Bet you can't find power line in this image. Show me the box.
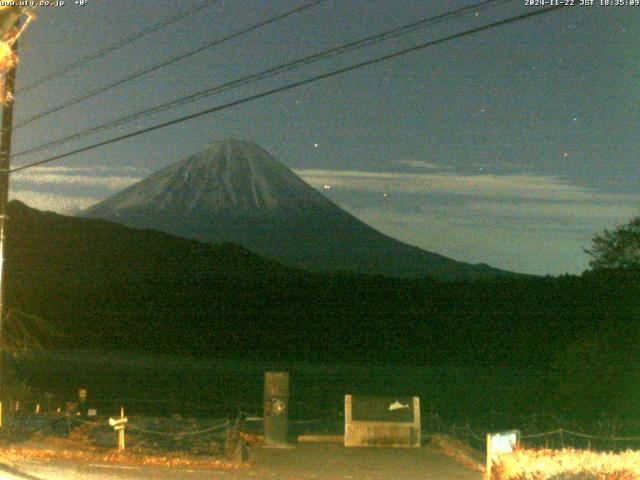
[10,5,566,175]
[13,0,511,159]
[16,0,217,95]
[14,0,330,129]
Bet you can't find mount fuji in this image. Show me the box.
[81,139,517,279]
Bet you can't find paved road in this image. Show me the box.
[235,444,482,480]
[1,460,229,480]
[5,444,482,480]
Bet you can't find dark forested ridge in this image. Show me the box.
[6,201,639,370]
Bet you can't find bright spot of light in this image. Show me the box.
[0,8,35,102]
[323,185,331,190]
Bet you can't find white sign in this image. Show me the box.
[388,401,409,411]
[109,417,128,427]
[486,430,520,480]
[489,430,520,457]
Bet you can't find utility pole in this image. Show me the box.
[0,33,17,426]
[0,7,34,426]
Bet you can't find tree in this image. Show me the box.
[584,215,640,270]
[3,308,61,355]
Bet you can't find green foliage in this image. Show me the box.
[551,335,629,418]
[585,216,640,270]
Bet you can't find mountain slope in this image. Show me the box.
[82,138,520,280]
[5,200,302,356]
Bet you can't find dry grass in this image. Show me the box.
[0,432,248,472]
[493,448,640,480]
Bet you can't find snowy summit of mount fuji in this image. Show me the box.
[85,139,331,216]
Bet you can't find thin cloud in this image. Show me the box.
[470,200,638,223]
[10,190,98,214]
[8,166,145,214]
[12,166,143,190]
[295,168,640,204]
[13,165,148,174]
[394,160,444,170]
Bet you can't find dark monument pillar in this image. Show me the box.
[263,371,289,446]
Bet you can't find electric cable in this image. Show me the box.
[16,0,218,94]
[14,0,330,129]
[9,5,567,175]
[13,0,511,158]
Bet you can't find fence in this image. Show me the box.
[8,388,640,454]
[0,395,344,454]
[3,412,232,454]
[436,411,640,453]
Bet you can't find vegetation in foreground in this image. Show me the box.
[0,419,247,471]
[493,448,639,480]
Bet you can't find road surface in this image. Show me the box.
[4,444,482,480]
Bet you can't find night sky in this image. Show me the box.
[8,0,639,275]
